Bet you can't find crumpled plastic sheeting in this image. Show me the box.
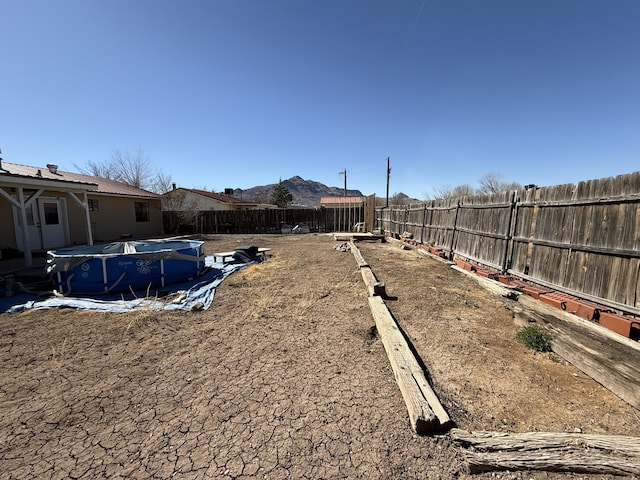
[4,257,250,313]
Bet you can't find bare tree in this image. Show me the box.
[109,148,151,189]
[428,184,475,200]
[452,184,476,198]
[78,158,113,179]
[161,189,201,234]
[426,173,522,201]
[502,181,523,191]
[75,148,173,194]
[426,185,453,200]
[152,170,175,194]
[478,173,522,195]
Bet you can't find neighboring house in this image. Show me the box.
[0,160,163,266]
[162,187,264,211]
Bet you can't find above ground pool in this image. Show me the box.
[47,239,205,295]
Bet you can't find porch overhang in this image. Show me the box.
[0,176,98,267]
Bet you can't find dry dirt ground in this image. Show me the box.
[1,234,639,480]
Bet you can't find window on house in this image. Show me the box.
[42,202,60,225]
[88,199,99,212]
[135,202,150,222]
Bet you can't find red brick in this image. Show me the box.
[454,259,473,271]
[598,312,633,338]
[475,268,492,278]
[573,300,601,321]
[520,285,552,299]
[539,292,580,312]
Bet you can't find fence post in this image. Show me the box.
[501,190,517,273]
[384,208,389,234]
[391,207,394,235]
[421,204,427,244]
[403,206,409,234]
[449,200,461,260]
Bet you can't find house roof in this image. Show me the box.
[320,196,365,205]
[0,161,159,198]
[168,188,259,206]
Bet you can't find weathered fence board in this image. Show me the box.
[453,192,513,270]
[423,198,457,252]
[405,205,424,241]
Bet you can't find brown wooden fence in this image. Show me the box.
[163,205,365,235]
[377,172,640,315]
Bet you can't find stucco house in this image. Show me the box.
[162,187,265,211]
[0,160,163,266]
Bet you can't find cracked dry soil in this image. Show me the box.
[1,234,639,480]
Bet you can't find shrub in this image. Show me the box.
[516,325,552,352]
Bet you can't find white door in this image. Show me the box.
[12,197,69,252]
[38,198,68,249]
[12,201,43,251]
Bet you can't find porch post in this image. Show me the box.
[16,187,33,267]
[82,191,94,245]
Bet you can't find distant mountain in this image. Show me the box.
[373,192,422,206]
[394,192,422,204]
[233,176,364,207]
[232,176,421,207]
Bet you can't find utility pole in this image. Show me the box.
[386,157,391,208]
[339,169,347,196]
[339,169,348,232]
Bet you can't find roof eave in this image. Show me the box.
[0,174,98,191]
[89,191,160,200]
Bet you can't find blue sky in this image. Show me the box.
[2,0,639,200]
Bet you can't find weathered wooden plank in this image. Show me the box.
[368,296,452,433]
[451,429,640,453]
[451,429,640,475]
[360,267,385,297]
[516,294,640,410]
[349,241,386,297]
[350,239,451,433]
[348,240,369,267]
[461,450,640,476]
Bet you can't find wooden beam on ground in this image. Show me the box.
[450,429,640,475]
[348,240,451,433]
[349,241,386,297]
[516,295,640,410]
[368,295,452,434]
[349,240,369,267]
[451,264,640,410]
[360,268,386,297]
[334,233,385,242]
